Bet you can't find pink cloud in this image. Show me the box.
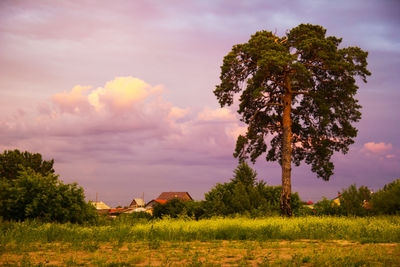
[0,76,241,166]
[363,142,393,154]
[52,85,92,114]
[197,107,236,122]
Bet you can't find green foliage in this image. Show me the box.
[214,24,370,180]
[0,167,97,223]
[152,198,204,219]
[313,197,341,216]
[204,162,300,216]
[340,184,371,216]
[371,179,400,215]
[0,150,96,223]
[153,198,187,219]
[0,149,54,181]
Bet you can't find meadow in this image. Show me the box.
[1,216,400,266]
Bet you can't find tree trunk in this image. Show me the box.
[280,85,293,217]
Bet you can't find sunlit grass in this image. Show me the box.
[1,216,399,245]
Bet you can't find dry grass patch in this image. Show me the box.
[1,240,399,266]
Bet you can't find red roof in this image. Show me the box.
[154,199,167,204]
[109,208,126,213]
[307,201,314,204]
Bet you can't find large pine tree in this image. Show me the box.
[214,24,370,216]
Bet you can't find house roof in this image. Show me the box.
[129,198,145,207]
[109,208,127,213]
[145,199,167,208]
[157,192,193,201]
[91,201,111,210]
[152,199,167,205]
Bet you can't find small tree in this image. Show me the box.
[214,24,370,216]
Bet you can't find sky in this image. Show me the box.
[0,0,399,207]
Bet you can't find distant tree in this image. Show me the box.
[0,150,54,180]
[371,179,400,215]
[214,24,370,216]
[204,162,300,217]
[339,184,371,216]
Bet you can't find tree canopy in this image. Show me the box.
[0,149,54,180]
[214,24,370,216]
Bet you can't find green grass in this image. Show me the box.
[1,216,400,245]
[1,216,400,266]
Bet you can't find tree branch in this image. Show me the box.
[303,62,327,71]
[265,103,284,107]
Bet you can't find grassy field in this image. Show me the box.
[1,216,400,266]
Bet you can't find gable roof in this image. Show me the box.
[157,192,193,201]
[129,198,145,208]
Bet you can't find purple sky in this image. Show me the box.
[1,0,399,207]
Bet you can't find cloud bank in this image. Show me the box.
[1,76,244,167]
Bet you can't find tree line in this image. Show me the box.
[152,165,400,219]
[0,149,399,223]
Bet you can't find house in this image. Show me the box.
[144,199,167,215]
[129,198,145,209]
[91,201,111,210]
[144,192,193,215]
[331,192,341,206]
[156,192,193,201]
[304,201,314,209]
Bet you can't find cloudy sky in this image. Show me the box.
[1,0,399,207]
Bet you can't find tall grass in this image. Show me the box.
[1,216,399,246]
